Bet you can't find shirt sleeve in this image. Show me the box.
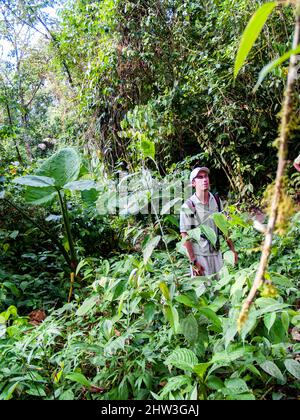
[295,154,300,165]
[179,204,194,233]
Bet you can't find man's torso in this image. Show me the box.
[180,192,222,256]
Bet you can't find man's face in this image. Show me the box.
[192,171,210,191]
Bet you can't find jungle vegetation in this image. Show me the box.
[0,0,300,400]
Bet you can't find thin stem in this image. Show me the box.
[57,189,77,270]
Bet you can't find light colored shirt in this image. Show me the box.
[180,192,223,256]
[294,154,300,165]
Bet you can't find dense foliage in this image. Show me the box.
[0,0,300,400]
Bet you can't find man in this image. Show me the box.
[293,154,300,172]
[180,167,238,277]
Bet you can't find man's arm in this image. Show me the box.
[226,238,238,264]
[294,162,300,172]
[181,232,205,275]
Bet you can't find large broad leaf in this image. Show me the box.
[63,180,96,191]
[165,348,198,372]
[13,175,55,187]
[213,213,229,237]
[14,175,57,205]
[81,188,99,206]
[234,2,278,79]
[24,148,81,205]
[201,225,217,247]
[36,148,81,188]
[24,187,57,205]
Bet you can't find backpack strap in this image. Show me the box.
[185,199,197,229]
[212,193,224,240]
[213,193,221,213]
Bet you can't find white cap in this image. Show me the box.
[189,167,210,185]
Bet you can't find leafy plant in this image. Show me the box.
[13,148,95,271]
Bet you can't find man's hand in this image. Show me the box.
[226,239,238,265]
[192,261,205,276]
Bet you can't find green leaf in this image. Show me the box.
[213,213,228,237]
[75,259,89,276]
[211,344,254,364]
[181,314,198,344]
[281,311,290,333]
[59,390,75,400]
[102,319,114,341]
[264,312,276,333]
[24,148,81,205]
[0,382,20,400]
[206,376,224,390]
[159,282,171,301]
[194,362,211,380]
[224,250,235,266]
[230,272,247,296]
[234,2,278,79]
[175,294,197,308]
[240,311,258,340]
[260,361,285,382]
[200,225,217,247]
[224,378,249,394]
[63,180,96,191]
[164,305,180,333]
[36,148,81,188]
[165,348,198,372]
[13,175,56,187]
[284,359,300,380]
[24,187,57,205]
[26,387,47,397]
[76,295,98,316]
[144,302,156,322]
[81,188,99,206]
[187,227,203,242]
[255,302,289,317]
[143,235,161,264]
[198,307,222,331]
[104,334,131,355]
[164,214,179,228]
[66,372,91,387]
[254,45,300,91]
[141,138,155,159]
